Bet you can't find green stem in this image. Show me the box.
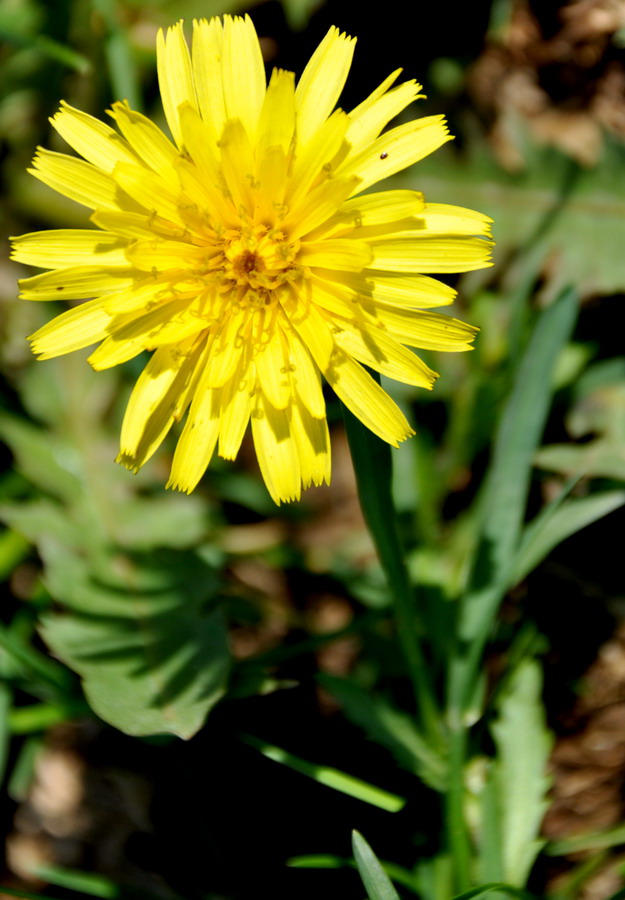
[446,725,472,893]
[343,402,441,746]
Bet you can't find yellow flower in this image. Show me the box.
[12,16,492,503]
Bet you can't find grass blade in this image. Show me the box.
[512,489,625,584]
[449,286,578,717]
[352,830,401,900]
[241,734,405,812]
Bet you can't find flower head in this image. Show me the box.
[12,16,492,503]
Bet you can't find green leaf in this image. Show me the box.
[450,884,537,900]
[241,734,405,812]
[352,830,401,900]
[534,441,625,481]
[0,682,11,782]
[512,490,625,583]
[490,660,552,886]
[0,412,83,503]
[343,398,440,743]
[26,864,118,899]
[39,545,230,738]
[318,673,447,791]
[450,287,578,716]
[287,855,348,869]
[546,821,625,855]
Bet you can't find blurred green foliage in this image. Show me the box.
[2,1,625,899]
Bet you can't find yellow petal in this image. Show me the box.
[255,318,291,410]
[287,109,350,207]
[324,351,413,446]
[91,210,189,241]
[177,104,238,226]
[254,145,288,225]
[347,68,402,120]
[29,149,135,212]
[222,15,266,140]
[283,176,360,242]
[11,230,128,268]
[28,297,112,359]
[421,203,493,237]
[103,279,183,314]
[299,239,372,271]
[313,269,457,309]
[368,234,494,273]
[295,26,356,147]
[280,320,326,419]
[167,383,221,493]
[366,272,456,308]
[108,101,179,174]
[256,68,296,160]
[118,338,199,468]
[291,400,331,489]
[338,116,451,195]
[218,356,255,459]
[333,320,438,388]
[125,238,208,271]
[192,17,226,139]
[280,286,335,371]
[374,305,478,351]
[88,297,204,370]
[19,266,136,301]
[346,79,423,153]
[218,118,256,216]
[112,161,185,226]
[50,101,138,173]
[203,308,249,388]
[251,396,301,504]
[156,22,198,147]
[307,189,425,240]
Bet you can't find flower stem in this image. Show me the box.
[343,402,441,746]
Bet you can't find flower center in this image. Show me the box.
[220,226,301,302]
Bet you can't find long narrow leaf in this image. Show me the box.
[449,286,578,716]
[512,490,625,584]
[352,830,401,900]
[241,734,405,812]
[343,401,440,742]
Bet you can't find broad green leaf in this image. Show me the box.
[0,500,98,552]
[103,494,210,550]
[39,544,230,738]
[491,660,552,886]
[352,830,401,900]
[512,490,625,584]
[318,673,447,791]
[0,412,83,503]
